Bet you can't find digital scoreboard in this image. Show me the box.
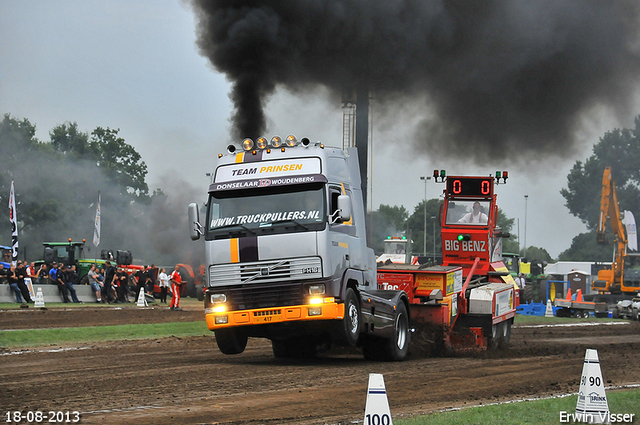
[446,177,494,197]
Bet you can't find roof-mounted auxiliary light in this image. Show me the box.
[256,137,268,149]
[271,136,282,148]
[219,134,316,157]
[242,138,254,151]
[286,135,298,147]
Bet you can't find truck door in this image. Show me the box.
[328,185,356,274]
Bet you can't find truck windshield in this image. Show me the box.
[445,200,490,225]
[383,240,406,254]
[206,183,325,239]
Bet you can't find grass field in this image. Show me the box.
[0,303,630,349]
[395,388,640,425]
[0,298,207,348]
[0,321,211,348]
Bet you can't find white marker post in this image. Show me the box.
[364,373,393,425]
[576,349,609,424]
[34,287,45,308]
[136,289,148,307]
[545,299,554,317]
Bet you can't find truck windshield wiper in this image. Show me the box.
[211,223,256,235]
[270,219,309,231]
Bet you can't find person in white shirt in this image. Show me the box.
[157,268,170,304]
[458,201,488,224]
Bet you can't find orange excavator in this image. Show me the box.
[591,167,640,316]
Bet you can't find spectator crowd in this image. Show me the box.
[1,261,183,310]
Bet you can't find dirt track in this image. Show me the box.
[1,306,640,425]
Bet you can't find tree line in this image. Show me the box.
[0,114,201,266]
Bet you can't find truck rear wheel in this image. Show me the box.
[214,328,248,355]
[362,302,410,361]
[632,308,639,321]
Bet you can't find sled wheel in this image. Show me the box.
[498,319,512,350]
[488,323,500,351]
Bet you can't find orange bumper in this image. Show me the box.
[205,302,345,330]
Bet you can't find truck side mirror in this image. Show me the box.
[330,195,352,224]
[338,194,351,222]
[188,202,203,240]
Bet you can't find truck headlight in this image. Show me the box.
[210,293,227,304]
[308,284,325,295]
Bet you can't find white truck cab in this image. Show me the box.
[189,136,409,360]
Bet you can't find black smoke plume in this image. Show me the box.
[190,0,640,161]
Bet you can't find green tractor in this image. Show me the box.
[41,240,132,282]
[502,252,548,303]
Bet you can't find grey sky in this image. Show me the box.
[2,0,636,258]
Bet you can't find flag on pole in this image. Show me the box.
[93,191,101,247]
[9,181,18,266]
[623,210,637,251]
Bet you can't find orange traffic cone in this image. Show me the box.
[564,287,572,301]
[575,288,584,302]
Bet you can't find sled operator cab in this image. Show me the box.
[438,172,510,277]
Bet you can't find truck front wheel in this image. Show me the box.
[335,288,361,347]
[214,328,248,355]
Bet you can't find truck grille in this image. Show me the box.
[209,257,322,286]
[226,283,304,310]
